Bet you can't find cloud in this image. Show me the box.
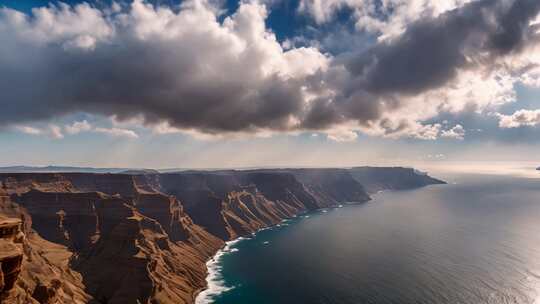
[49,124,64,139]
[498,110,540,128]
[65,120,92,134]
[0,0,539,142]
[0,0,328,134]
[94,127,139,138]
[344,0,540,96]
[441,124,466,140]
[306,0,540,137]
[64,119,139,138]
[325,127,358,142]
[15,124,64,139]
[15,125,43,136]
[426,153,446,160]
[298,0,473,40]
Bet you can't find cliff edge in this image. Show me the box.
[0,167,443,303]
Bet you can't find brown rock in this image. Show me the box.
[0,168,417,304]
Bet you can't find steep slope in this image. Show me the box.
[281,169,371,205]
[71,200,222,304]
[155,170,369,240]
[0,185,92,304]
[349,167,446,194]
[0,167,444,304]
[0,175,223,304]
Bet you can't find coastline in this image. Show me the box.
[191,187,440,303]
[0,168,445,303]
[193,204,356,303]
[193,217,300,304]
[195,237,246,304]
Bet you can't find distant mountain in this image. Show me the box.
[118,169,160,175]
[0,165,149,174]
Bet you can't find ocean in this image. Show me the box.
[196,173,540,304]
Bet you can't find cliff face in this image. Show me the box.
[0,167,443,303]
[0,218,24,302]
[154,170,369,240]
[349,167,446,194]
[0,175,223,304]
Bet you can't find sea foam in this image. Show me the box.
[195,237,247,304]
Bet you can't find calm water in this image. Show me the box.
[198,173,540,304]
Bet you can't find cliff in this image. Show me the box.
[0,167,443,303]
[0,176,222,304]
[348,167,446,194]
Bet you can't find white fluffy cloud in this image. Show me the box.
[498,110,540,128]
[441,124,466,140]
[298,0,472,40]
[15,126,43,136]
[326,127,358,142]
[15,124,64,139]
[65,120,92,134]
[0,0,330,134]
[0,0,539,143]
[65,120,139,138]
[94,127,139,138]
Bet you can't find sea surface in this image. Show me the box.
[196,173,540,304]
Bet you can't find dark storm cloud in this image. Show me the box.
[0,0,539,136]
[346,0,540,96]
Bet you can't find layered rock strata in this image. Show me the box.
[0,168,443,303]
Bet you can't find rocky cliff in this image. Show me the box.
[0,167,443,303]
[348,167,445,194]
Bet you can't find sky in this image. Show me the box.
[0,0,539,170]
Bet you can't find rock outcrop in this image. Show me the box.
[0,218,24,302]
[0,167,443,303]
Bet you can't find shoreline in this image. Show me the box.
[193,217,299,304]
[194,236,247,304]
[192,203,360,303]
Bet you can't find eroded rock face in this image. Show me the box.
[13,191,102,251]
[155,170,371,240]
[0,174,225,304]
[0,218,24,302]
[348,167,446,193]
[65,173,139,198]
[0,174,75,195]
[0,168,443,304]
[134,193,190,242]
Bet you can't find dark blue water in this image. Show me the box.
[197,174,540,304]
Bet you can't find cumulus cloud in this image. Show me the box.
[94,127,139,138]
[65,120,92,134]
[441,124,466,140]
[0,0,329,134]
[15,124,64,139]
[49,125,64,139]
[498,110,540,128]
[298,0,472,40]
[0,0,539,142]
[15,126,43,136]
[64,119,139,138]
[325,127,358,142]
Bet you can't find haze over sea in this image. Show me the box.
[198,172,540,304]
